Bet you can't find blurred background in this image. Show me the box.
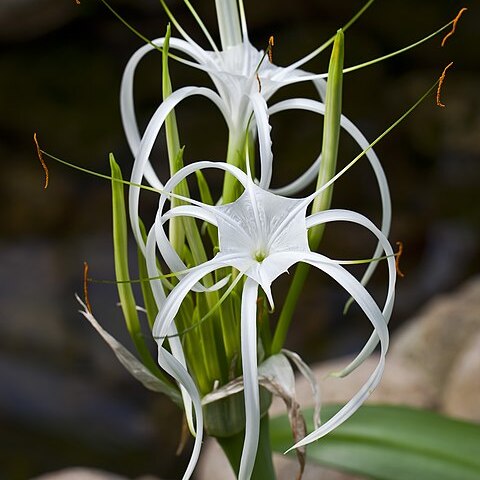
[0,0,478,478]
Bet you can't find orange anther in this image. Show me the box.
[436,62,454,108]
[441,8,467,47]
[268,36,274,63]
[395,241,405,278]
[75,0,81,4]
[33,132,49,189]
[83,261,92,313]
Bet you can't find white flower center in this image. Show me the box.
[214,182,309,264]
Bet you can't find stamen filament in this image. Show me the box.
[99,0,198,67]
[183,0,220,53]
[278,0,375,76]
[253,36,275,76]
[342,21,452,75]
[88,267,197,285]
[40,149,158,192]
[269,78,440,244]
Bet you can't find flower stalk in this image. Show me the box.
[218,414,276,480]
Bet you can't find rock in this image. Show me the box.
[32,468,128,480]
[442,331,480,422]
[389,276,480,405]
[32,468,162,480]
[198,276,480,479]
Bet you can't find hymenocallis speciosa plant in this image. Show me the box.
[35,1,465,478]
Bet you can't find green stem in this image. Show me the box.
[222,132,245,204]
[217,414,276,480]
[271,263,310,354]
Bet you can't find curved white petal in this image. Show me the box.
[156,346,203,480]
[121,38,218,188]
[307,209,396,377]
[145,226,195,430]
[168,322,196,435]
[269,97,391,300]
[287,251,389,450]
[145,225,167,306]
[269,155,322,196]
[153,260,220,341]
[248,92,273,189]
[238,277,260,480]
[155,210,229,294]
[129,87,231,254]
[311,76,327,102]
[153,161,248,289]
[151,255,239,442]
[162,205,218,226]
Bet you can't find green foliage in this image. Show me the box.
[270,405,480,480]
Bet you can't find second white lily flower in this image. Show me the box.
[148,160,395,480]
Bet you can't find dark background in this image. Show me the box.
[0,0,478,478]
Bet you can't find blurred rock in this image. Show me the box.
[389,275,480,406]
[33,468,126,480]
[442,332,480,422]
[198,276,480,479]
[32,468,162,480]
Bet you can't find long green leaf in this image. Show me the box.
[310,28,344,246]
[162,24,185,253]
[110,154,176,391]
[270,405,480,480]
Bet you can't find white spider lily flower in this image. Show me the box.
[120,0,374,192]
[150,160,395,480]
[120,31,320,192]
[122,1,392,309]
[127,79,391,303]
